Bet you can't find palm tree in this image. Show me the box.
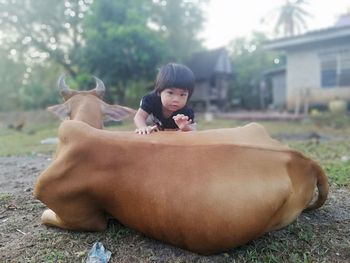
[262,0,312,37]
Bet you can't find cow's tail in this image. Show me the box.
[304,161,329,211]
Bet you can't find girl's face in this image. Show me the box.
[160,88,189,114]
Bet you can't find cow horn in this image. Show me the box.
[93,76,105,98]
[57,74,73,99]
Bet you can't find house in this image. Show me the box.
[187,47,233,112]
[264,14,350,111]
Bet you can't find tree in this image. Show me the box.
[150,0,208,61]
[228,32,281,109]
[0,0,208,108]
[78,0,166,104]
[0,49,26,110]
[0,0,92,77]
[262,0,312,37]
[17,63,62,110]
[0,48,60,111]
[79,0,208,104]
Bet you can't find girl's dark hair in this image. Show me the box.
[154,63,195,98]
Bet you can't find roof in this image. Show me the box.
[187,48,233,80]
[264,25,350,51]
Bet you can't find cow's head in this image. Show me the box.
[48,75,135,129]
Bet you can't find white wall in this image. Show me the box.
[286,43,350,110]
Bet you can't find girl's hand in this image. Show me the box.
[135,125,158,135]
[173,114,194,131]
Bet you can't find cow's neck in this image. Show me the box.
[70,98,103,129]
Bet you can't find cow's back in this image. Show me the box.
[35,120,326,254]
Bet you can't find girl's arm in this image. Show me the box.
[134,108,158,134]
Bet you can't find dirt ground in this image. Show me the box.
[0,155,349,262]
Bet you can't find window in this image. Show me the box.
[321,59,337,87]
[339,56,350,86]
[320,50,350,88]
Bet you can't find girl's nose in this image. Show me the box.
[172,95,180,102]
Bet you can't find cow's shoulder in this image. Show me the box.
[55,120,97,157]
[57,120,95,142]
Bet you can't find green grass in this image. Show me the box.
[228,220,329,262]
[290,140,350,187]
[41,249,67,263]
[0,123,58,156]
[0,192,13,202]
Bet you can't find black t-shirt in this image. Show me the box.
[140,91,195,130]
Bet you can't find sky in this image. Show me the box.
[201,0,350,48]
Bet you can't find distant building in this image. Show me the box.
[263,67,286,110]
[264,14,350,111]
[187,48,233,112]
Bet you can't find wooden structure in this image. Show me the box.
[187,48,233,112]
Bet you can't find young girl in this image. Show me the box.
[134,63,196,134]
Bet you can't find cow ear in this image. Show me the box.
[47,103,70,120]
[102,104,136,121]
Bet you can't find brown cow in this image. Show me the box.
[34,76,329,255]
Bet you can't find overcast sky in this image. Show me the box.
[200,0,350,48]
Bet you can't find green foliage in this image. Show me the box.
[80,24,165,103]
[150,0,207,61]
[17,63,62,110]
[75,0,208,104]
[0,49,61,111]
[228,32,283,109]
[0,0,207,109]
[0,0,91,111]
[0,0,91,76]
[0,49,26,110]
[124,80,154,109]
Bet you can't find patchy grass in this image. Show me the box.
[289,141,350,187]
[0,122,58,157]
[0,193,12,203]
[0,118,135,157]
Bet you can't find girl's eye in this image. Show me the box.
[167,91,173,95]
[181,93,188,97]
